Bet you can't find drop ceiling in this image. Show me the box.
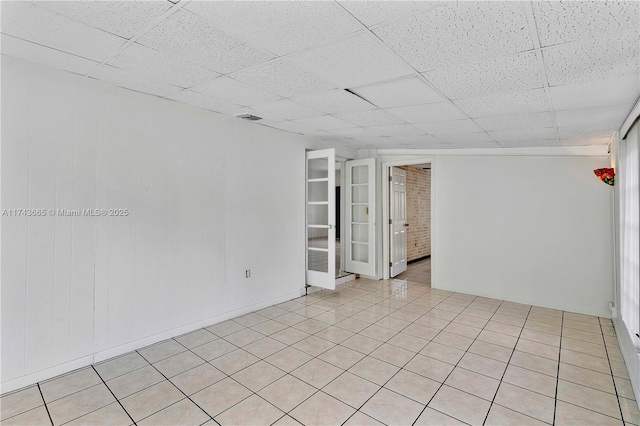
[1,1,638,150]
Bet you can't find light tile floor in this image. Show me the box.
[2,259,639,425]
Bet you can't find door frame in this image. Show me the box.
[381,157,435,280]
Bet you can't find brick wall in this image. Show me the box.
[399,166,431,261]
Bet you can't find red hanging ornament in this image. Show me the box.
[594,168,615,186]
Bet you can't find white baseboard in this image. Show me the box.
[613,317,640,410]
[0,290,301,395]
[0,356,93,395]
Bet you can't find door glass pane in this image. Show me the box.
[308,250,328,272]
[308,181,328,202]
[307,204,328,226]
[352,205,368,223]
[308,227,328,249]
[352,224,368,243]
[352,165,368,184]
[351,243,368,263]
[308,158,328,179]
[352,185,368,203]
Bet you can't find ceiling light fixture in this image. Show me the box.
[234,113,263,121]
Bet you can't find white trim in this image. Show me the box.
[0,290,301,394]
[621,97,640,140]
[381,157,435,281]
[377,145,609,157]
[0,356,94,395]
[613,316,640,410]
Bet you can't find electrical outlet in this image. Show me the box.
[245,269,251,278]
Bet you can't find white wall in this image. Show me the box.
[0,56,319,392]
[433,155,614,317]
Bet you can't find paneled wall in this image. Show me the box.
[399,166,431,261]
[1,57,307,392]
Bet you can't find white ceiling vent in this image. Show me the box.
[234,113,263,121]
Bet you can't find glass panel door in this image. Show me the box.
[306,149,336,289]
[345,158,376,276]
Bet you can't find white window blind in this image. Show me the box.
[618,123,640,338]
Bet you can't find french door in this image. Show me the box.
[390,166,407,277]
[305,149,336,289]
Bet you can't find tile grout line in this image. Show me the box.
[601,317,625,422]
[481,304,533,425]
[552,311,564,425]
[36,383,54,426]
[90,365,137,426]
[133,344,220,425]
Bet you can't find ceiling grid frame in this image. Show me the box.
[522,1,562,146]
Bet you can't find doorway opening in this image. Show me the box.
[384,160,433,285]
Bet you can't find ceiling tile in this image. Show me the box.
[413,119,483,134]
[167,90,245,115]
[386,102,467,123]
[90,65,182,98]
[489,127,557,142]
[232,59,335,98]
[388,134,444,145]
[1,2,125,62]
[557,125,614,140]
[35,1,172,40]
[555,104,633,130]
[434,133,494,144]
[424,51,542,99]
[365,124,425,137]
[192,77,281,107]
[293,115,353,131]
[475,112,554,132]
[250,99,323,121]
[351,76,444,108]
[543,32,639,86]
[334,109,405,127]
[532,1,640,48]
[559,128,614,146]
[499,140,559,148]
[291,90,376,114]
[550,73,640,111]
[288,33,413,88]
[108,43,220,88]
[454,89,548,118]
[185,1,361,56]
[137,11,274,74]
[337,1,441,27]
[1,34,98,75]
[447,141,503,149]
[374,1,533,72]
[328,127,376,139]
[263,120,319,135]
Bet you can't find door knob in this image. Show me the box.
[404,223,409,227]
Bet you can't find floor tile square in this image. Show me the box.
[258,375,316,412]
[215,394,283,426]
[444,367,500,401]
[233,312,268,327]
[250,320,289,336]
[509,351,558,377]
[138,398,209,426]
[242,337,287,359]
[323,372,381,409]
[415,406,466,425]
[458,352,507,380]
[485,403,548,425]
[206,321,245,337]
[47,383,115,424]
[119,381,183,422]
[191,377,251,417]
[502,364,557,397]
[432,331,474,351]
[94,352,149,381]
[494,382,555,423]
[428,385,490,425]
[291,358,343,389]
[319,345,365,370]
[66,402,133,426]
[314,326,354,344]
[265,347,313,372]
[361,388,424,425]
[370,343,414,367]
[420,341,465,365]
[557,379,621,419]
[467,340,512,363]
[138,340,186,364]
[0,386,44,421]
[290,392,355,426]
[561,348,610,374]
[40,367,102,403]
[190,339,237,361]
[106,365,165,399]
[349,357,400,386]
[174,329,217,349]
[224,328,265,347]
[210,349,260,375]
[153,351,204,378]
[387,332,429,353]
[292,335,335,356]
[559,362,615,394]
[554,401,623,426]
[170,363,226,396]
[405,354,454,383]
[231,361,286,392]
[2,405,56,426]
[270,327,310,345]
[384,369,440,404]
[343,411,384,425]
